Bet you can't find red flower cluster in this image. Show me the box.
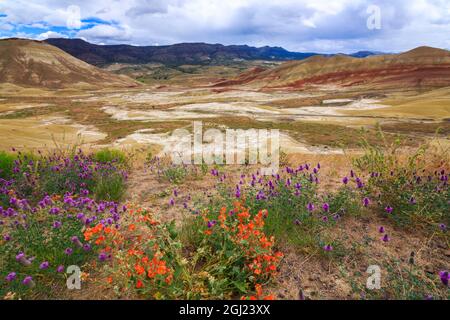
[204,202,283,299]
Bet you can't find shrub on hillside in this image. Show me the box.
[0,192,125,299]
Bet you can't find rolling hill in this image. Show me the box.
[0,39,138,89]
[217,46,450,90]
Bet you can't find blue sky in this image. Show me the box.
[0,0,449,53]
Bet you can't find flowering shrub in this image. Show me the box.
[90,203,282,299]
[84,204,179,299]
[147,155,208,184]
[0,149,127,205]
[204,164,361,252]
[0,190,125,298]
[354,139,449,229]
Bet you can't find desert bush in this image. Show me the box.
[0,151,16,180]
[199,165,362,252]
[0,149,128,203]
[93,148,128,166]
[147,156,208,185]
[91,203,281,299]
[93,170,127,202]
[0,192,125,299]
[353,137,449,228]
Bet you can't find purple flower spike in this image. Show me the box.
[83,243,91,251]
[363,197,370,207]
[207,220,217,228]
[98,252,108,262]
[3,234,11,241]
[49,207,60,215]
[439,223,446,231]
[384,206,393,214]
[439,271,449,286]
[342,177,349,184]
[322,203,330,212]
[307,203,315,212]
[71,236,83,247]
[56,265,65,273]
[169,198,175,206]
[5,272,16,282]
[22,276,35,287]
[378,226,385,233]
[323,244,333,252]
[16,252,32,266]
[53,221,62,229]
[382,234,390,242]
[64,248,73,255]
[39,261,49,270]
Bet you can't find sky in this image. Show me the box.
[0,0,449,53]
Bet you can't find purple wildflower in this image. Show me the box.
[5,272,16,282]
[307,203,315,212]
[439,271,449,286]
[98,252,108,262]
[16,252,32,266]
[378,226,385,233]
[363,197,370,207]
[64,248,73,255]
[49,207,60,215]
[384,206,393,214]
[71,236,83,247]
[22,276,34,287]
[53,221,62,229]
[382,234,390,242]
[323,244,333,252]
[207,220,217,228]
[39,261,49,270]
[342,176,349,184]
[322,203,330,212]
[56,265,65,273]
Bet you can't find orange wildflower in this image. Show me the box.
[135,264,145,275]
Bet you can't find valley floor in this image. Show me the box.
[0,82,449,300]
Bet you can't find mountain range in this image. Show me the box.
[44,38,381,67]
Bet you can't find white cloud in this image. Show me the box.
[77,24,132,43]
[0,0,449,52]
[37,31,68,40]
